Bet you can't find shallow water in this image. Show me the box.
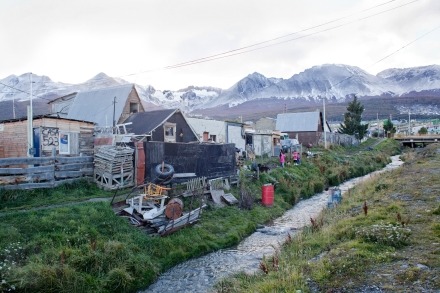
[143,156,404,293]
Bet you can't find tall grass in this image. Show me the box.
[0,138,401,292]
[216,142,440,292]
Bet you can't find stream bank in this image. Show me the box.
[144,156,404,293]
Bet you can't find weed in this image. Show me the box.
[259,257,269,274]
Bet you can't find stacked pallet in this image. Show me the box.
[94,146,134,190]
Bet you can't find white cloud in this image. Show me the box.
[0,0,439,90]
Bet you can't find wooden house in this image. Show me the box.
[124,109,199,143]
[48,84,145,127]
[276,111,330,147]
[186,117,226,143]
[255,117,276,132]
[186,117,246,151]
[0,115,95,158]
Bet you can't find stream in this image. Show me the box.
[143,156,404,293]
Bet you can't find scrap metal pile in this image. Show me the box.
[112,181,206,236]
[111,162,239,236]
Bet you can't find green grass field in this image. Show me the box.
[0,139,401,292]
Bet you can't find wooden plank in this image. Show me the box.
[158,206,205,234]
[53,177,93,187]
[209,189,225,206]
[0,182,55,190]
[173,173,196,178]
[0,157,54,167]
[55,156,94,164]
[0,171,55,185]
[0,165,54,175]
[55,162,94,171]
[55,169,94,179]
[222,193,239,205]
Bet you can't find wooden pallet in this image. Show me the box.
[94,146,134,189]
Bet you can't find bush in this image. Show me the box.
[104,267,134,292]
[355,223,411,248]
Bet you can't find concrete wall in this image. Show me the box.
[253,134,273,156]
[227,123,245,151]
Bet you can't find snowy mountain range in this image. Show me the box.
[1,64,439,121]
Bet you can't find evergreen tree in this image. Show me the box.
[418,127,428,135]
[338,95,369,140]
[383,118,396,135]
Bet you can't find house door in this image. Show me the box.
[33,127,40,157]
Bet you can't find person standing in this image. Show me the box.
[279,150,286,168]
[293,151,298,165]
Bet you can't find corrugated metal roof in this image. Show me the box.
[66,84,134,126]
[187,117,226,133]
[124,109,176,134]
[276,111,321,132]
[0,114,95,124]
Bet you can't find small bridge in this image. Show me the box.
[394,135,440,147]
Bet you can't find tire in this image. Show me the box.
[155,163,175,178]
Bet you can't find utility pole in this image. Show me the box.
[408,111,411,136]
[376,112,379,134]
[27,72,34,157]
[112,96,117,130]
[13,97,16,119]
[323,97,327,149]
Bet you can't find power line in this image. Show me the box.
[3,0,418,95]
[149,0,403,70]
[0,0,424,98]
[163,0,421,70]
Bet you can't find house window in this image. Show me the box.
[164,123,176,142]
[130,102,139,113]
[209,135,216,142]
[58,132,80,155]
[59,133,70,154]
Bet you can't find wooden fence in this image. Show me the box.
[0,156,94,190]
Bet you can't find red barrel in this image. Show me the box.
[261,184,274,206]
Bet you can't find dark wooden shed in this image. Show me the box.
[144,142,237,183]
[124,109,199,143]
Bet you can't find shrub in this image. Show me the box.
[104,267,134,292]
[355,223,411,248]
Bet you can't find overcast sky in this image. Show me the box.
[1,0,439,90]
